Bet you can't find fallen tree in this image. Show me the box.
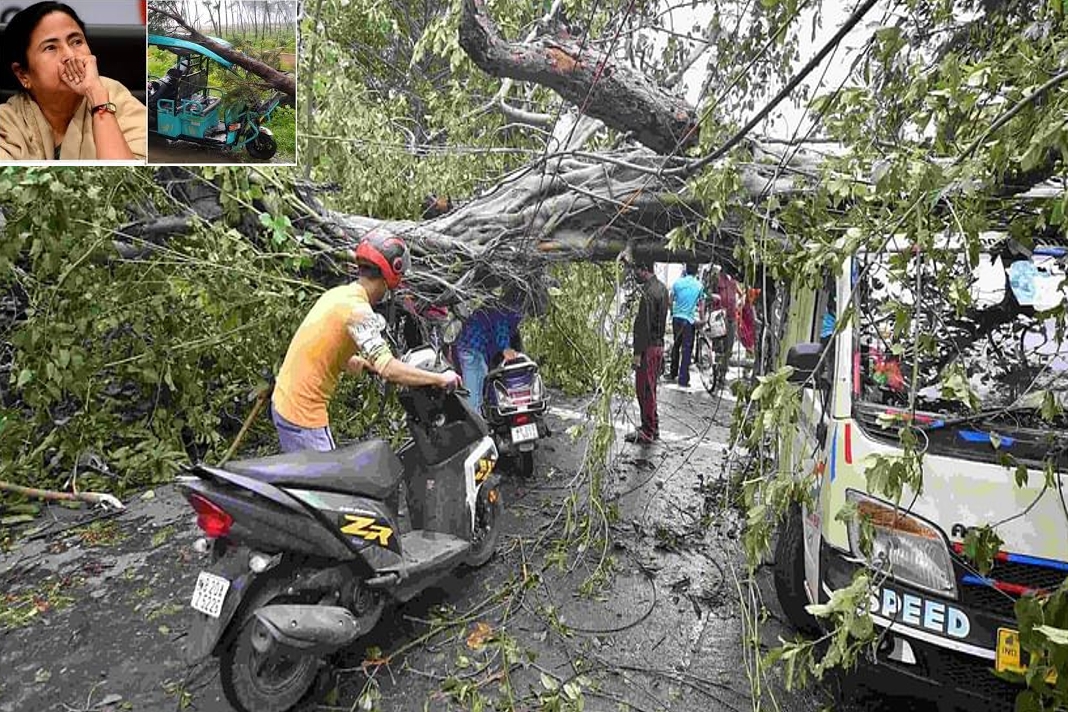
[131,0,1062,308]
[149,5,296,98]
[122,143,804,294]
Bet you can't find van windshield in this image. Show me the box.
[854,240,1068,428]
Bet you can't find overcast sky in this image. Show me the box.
[649,1,875,139]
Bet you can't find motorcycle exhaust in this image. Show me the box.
[251,605,366,656]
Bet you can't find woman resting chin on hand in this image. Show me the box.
[0,1,147,161]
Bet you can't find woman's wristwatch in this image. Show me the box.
[90,102,117,117]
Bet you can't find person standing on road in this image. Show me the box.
[625,260,669,444]
[667,262,705,388]
[270,230,461,453]
[713,265,740,386]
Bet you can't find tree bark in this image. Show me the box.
[153,7,295,98]
[458,0,699,155]
[125,151,799,306]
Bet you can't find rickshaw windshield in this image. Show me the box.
[853,235,1068,427]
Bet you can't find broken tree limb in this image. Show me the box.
[125,147,806,303]
[459,0,699,154]
[0,480,125,511]
[219,385,272,465]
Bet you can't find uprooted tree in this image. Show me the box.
[148,2,297,98]
[3,0,1068,705]
[132,0,1062,292]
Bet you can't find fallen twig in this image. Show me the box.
[219,384,272,465]
[0,481,124,511]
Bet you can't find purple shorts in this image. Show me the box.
[271,404,336,453]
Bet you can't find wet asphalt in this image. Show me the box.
[0,381,943,712]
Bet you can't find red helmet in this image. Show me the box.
[354,230,410,290]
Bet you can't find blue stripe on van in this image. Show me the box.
[958,430,1015,447]
[830,427,838,482]
[960,574,991,587]
[1004,552,1068,572]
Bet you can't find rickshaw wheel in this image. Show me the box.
[247,132,277,160]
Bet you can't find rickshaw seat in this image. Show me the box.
[151,67,183,107]
[176,69,207,102]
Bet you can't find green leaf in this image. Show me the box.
[1035,625,1068,647]
[962,526,1003,576]
[1014,464,1030,488]
[16,368,33,388]
[0,514,35,525]
[1041,390,1062,422]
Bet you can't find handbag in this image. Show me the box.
[706,308,727,338]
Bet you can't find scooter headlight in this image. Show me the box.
[845,491,957,598]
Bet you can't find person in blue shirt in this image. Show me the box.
[454,298,522,412]
[668,263,706,388]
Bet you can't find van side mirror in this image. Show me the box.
[786,343,822,384]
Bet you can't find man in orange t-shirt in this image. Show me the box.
[271,230,461,453]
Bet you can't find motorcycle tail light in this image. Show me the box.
[188,493,233,538]
[513,414,531,425]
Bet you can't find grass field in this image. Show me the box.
[147,46,170,79]
[268,106,296,159]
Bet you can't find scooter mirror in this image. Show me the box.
[403,346,439,370]
[443,316,462,345]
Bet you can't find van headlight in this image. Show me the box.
[845,491,957,598]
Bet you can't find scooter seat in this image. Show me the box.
[225,440,404,499]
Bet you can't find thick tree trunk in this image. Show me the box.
[124,150,799,305]
[458,0,699,155]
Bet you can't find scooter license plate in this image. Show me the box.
[190,571,230,618]
[511,423,539,443]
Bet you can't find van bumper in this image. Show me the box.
[819,542,1021,710]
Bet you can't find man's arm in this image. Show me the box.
[347,309,459,388]
[494,313,520,361]
[377,357,460,388]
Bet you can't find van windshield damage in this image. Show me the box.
[853,235,1068,436]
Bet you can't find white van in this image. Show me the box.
[771,233,1068,709]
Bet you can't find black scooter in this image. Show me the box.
[177,347,503,712]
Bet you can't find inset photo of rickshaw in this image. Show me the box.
[145,0,296,164]
[0,0,148,163]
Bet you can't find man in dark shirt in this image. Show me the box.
[626,260,668,444]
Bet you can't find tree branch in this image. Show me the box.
[458,0,699,154]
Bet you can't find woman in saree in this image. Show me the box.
[0,2,146,161]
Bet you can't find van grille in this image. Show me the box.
[955,552,1068,619]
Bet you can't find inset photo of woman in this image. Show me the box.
[0,1,148,162]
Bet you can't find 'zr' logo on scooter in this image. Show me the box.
[340,515,393,546]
